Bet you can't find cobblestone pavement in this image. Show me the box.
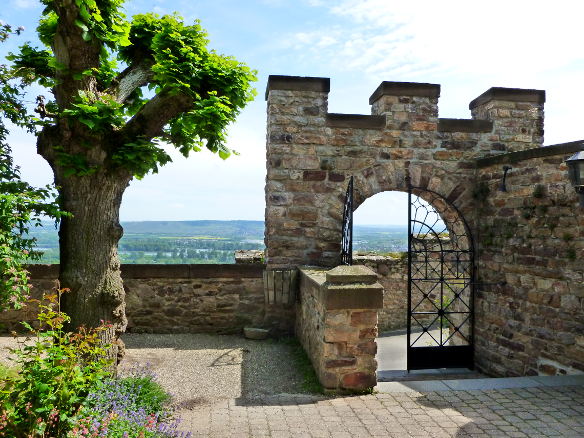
[178,385,584,438]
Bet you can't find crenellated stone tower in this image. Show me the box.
[264,75,545,268]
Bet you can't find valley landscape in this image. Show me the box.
[29,221,408,264]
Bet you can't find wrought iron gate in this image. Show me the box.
[341,176,353,265]
[407,181,475,370]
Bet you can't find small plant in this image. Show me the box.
[562,232,574,242]
[0,290,113,437]
[567,247,577,261]
[72,364,191,438]
[472,181,490,201]
[533,184,546,198]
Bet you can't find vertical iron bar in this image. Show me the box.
[407,179,412,371]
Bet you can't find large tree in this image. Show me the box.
[6,0,256,357]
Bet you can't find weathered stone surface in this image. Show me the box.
[341,372,377,390]
[296,267,381,391]
[243,327,270,340]
[3,264,296,336]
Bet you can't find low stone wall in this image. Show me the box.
[1,264,295,335]
[353,254,407,332]
[296,265,383,391]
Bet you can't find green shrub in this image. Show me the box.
[0,290,112,437]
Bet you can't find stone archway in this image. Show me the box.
[264,75,544,269]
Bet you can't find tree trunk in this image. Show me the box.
[57,170,131,363]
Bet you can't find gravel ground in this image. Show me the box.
[119,333,309,406]
[0,333,310,403]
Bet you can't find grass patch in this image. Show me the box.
[278,337,324,394]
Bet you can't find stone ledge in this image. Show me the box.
[26,264,265,280]
[469,87,545,109]
[438,118,493,133]
[325,283,384,310]
[265,75,330,100]
[326,265,378,284]
[476,140,584,168]
[326,114,385,129]
[369,81,440,104]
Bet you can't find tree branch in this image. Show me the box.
[121,90,193,141]
[109,60,153,103]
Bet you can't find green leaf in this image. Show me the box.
[81,31,91,42]
[74,19,88,32]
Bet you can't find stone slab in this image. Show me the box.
[443,377,541,391]
[326,265,378,284]
[376,380,451,393]
[528,375,584,387]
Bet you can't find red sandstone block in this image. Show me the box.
[303,170,327,181]
[324,357,357,368]
[350,311,377,327]
[341,372,376,390]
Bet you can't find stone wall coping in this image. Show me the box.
[369,81,440,104]
[476,140,584,168]
[469,87,546,109]
[326,114,386,129]
[298,267,328,287]
[353,253,407,264]
[265,75,330,100]
[325,283,384,310]
[326,265,378,284]
[26,264,265,279]
[438,118,493,133]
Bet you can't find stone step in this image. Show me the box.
[377,368,483,382]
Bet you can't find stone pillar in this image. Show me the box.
[265,75,330,268]
[469,87,545,152]
[296,265,383,391]
[369,81,440,151]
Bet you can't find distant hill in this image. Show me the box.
[120,220,265,237]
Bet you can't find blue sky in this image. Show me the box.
[2,0,584,225]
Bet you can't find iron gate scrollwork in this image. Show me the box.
[341,176,353,265]
[407,179,475,370]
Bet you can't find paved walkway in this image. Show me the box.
[179,381,584,437]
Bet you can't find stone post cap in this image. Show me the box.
[369,81,440,104]
[265,75,331,100]
[469,87,545,110]
[326,265,378,284]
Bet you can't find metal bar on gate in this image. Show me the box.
[407,177,412,371]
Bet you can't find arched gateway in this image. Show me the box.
[265,75,546,375]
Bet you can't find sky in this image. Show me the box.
[2,0,584,225]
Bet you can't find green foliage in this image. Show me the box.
[0,26,67,311]
[40,0,130,50]
[117,375,171,414]
[0,291,113,437]
[472,181,490,201]
[562,232,574,242]
[111,138,171,179]
[7,5,257,179]
[63,91,125,131]
[533,184,546,199]
[567,247,576,261]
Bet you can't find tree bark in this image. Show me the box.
[56,169,131,363]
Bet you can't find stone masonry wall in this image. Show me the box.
[353,254,408,332]
[265,76,545,268]
[474,143,584,377]
[296,265,383,391]
[1,264,295,335]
